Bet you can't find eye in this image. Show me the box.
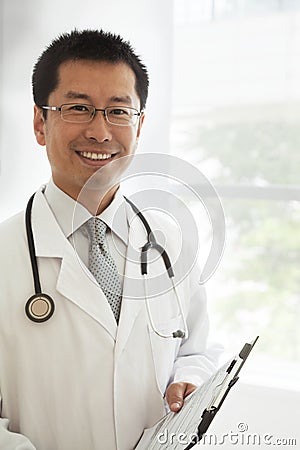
[69,104,90,112]
[109,108,130,116]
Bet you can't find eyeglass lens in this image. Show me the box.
[60,104,138,125]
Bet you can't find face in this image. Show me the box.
[34,59,144,205]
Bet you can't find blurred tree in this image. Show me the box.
[189,121,300,185]
[175,119,300,359]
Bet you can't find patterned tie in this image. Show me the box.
[85,217,122,323]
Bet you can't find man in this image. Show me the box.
[0,30,219,449]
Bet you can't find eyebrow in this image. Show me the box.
[109,95,133,105]
[64,91,133,105]
[65,91,91,101]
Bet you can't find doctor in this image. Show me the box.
[0,30,219,450]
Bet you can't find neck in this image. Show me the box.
[52,179,119,216]
[76,185,119,216]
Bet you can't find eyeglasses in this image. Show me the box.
[40,103,142,126]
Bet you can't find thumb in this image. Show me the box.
[166,382,197,412]
[165,382,187,412]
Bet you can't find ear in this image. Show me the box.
[33,105,46,146]
[136,112,145,140]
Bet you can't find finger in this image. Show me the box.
[166,382,186,412]
[184,383,197,398]
[166,382,198,412]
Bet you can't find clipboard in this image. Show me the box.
[135,336,259,450]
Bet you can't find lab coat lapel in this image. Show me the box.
[32,189,117,339]
[57,246,117,338]
[115,202,147,358]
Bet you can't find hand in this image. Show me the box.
[165,382,197,412]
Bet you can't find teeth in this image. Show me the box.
[80,152,113,160]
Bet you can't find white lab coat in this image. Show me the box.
[0,187,219,450]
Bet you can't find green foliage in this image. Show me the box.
[217,199,300,359]
[189,120,300,184]
[177,119,300,360]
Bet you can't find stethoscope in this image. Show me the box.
[25,192,188,339]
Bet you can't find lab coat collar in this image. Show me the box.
[33,185,148,258]
[32,187,66,258]
[44,178,128,244]
[43,178,89,238]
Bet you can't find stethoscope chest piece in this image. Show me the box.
[25,294,55,323]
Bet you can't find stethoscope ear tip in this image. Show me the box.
[172,330,186,339]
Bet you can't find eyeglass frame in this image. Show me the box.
[38,103,143,126]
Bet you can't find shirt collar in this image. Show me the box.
[44,178,128,244]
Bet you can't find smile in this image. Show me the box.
[78,151,114,161]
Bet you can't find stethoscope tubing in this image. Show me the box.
[24,192,187,338]
[124,196,174,277]
[25,193,56,322]
[25,193,42,294]
[143,275,188,339]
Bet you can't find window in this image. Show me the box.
[172,1,300,390]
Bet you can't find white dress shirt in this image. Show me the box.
[44,178,128,289]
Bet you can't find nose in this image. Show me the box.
[84,110,113,143]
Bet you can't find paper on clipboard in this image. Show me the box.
[135,337,258,450]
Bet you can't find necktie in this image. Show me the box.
[85,217,122,323]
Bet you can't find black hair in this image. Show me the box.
[32,29,149,113]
